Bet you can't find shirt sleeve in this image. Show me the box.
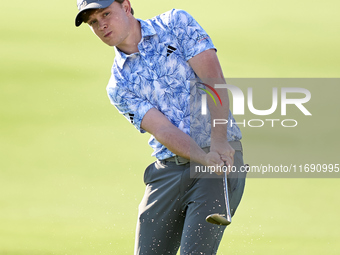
[106,76,154,133]
[168,9,216,61]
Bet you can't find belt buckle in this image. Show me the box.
[175,155,188,165]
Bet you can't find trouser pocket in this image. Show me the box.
[143,162,155,185]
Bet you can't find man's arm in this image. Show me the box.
[140,49,233,170]
[188,49,235,168]
[140,108,224,167]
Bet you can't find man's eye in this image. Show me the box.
[90,20,97,25]
[104,12,110,17]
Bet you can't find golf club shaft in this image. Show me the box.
[223,171,232,223]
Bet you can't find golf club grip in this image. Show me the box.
[223,171,232,223]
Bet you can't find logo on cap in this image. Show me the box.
[79,1,88,10]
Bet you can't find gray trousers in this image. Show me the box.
[134,142,247,255]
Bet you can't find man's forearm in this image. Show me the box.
[140,108,212,165]
[204,79,230,141]
[153,125,208,165]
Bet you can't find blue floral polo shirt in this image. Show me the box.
[107,9,242,160]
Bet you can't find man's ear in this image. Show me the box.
[121,0,132,15]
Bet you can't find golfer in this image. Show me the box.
[75,0,247,254]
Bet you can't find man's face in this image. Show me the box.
[85,1,131,47]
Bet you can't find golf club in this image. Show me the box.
[205,170,232,225]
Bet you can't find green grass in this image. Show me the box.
[1,0,340,254]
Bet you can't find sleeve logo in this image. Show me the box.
[196,34,209,43]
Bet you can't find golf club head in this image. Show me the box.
[205,213,231,226]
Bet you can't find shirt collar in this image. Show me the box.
[114,19,156,69]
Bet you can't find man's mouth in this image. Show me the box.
[104,31,112,38]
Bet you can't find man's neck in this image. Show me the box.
[116,18,141,55]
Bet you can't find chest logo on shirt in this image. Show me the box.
[166,45,177,56]
[128,113,135,124]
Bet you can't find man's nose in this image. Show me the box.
[98,20,107,30]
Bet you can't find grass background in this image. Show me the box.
[1,0,339,254]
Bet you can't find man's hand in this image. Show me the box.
[203,151,224,166]
[210,139,235,175]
